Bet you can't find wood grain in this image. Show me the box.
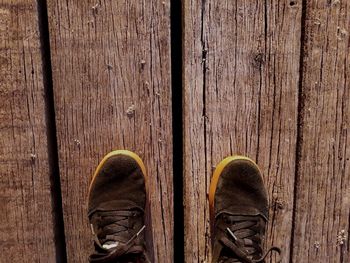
[0,0,57,261]
[183,1,302,262]
[292,0,350,262]
[47,1,173,262]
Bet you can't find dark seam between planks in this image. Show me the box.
[200,1,210,260]
[171,0,184,262]
[289,0,307,262]
[37,0,68,262]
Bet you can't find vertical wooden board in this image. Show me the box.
[183,1,302,262]
[47,1,173,262]
[293,0,350,262]
[0,0,57,261]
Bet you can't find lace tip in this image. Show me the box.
[226,227,238,241]
[136,225,146,236]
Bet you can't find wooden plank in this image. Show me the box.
[47,1,173,262]
[292,0,350,262]
[0,0,57,261]
[183,1,302,262]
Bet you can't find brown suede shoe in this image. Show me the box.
[88,150,150,263]
[209,156,281,263]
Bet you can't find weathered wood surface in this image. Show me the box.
[183,1,302,262]
[0,0,57,261]
[292,0,350,262]
[47,1,173,262]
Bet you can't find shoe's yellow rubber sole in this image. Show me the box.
[88,150,147,196]
[209,155,261,217]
